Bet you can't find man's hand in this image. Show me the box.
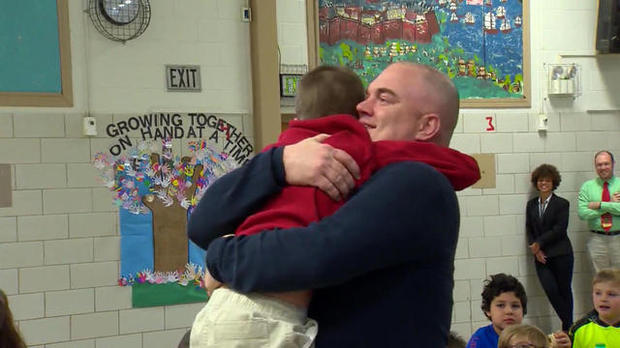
[535,250,547,264]
[612,192,620,202]
[282,134,361,201]
[529,242,540,254]
[550,331,571,348]
[588,201,601,209]
[203,268,222,297]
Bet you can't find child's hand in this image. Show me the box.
[550,331,570,348]
[204,269,223,297]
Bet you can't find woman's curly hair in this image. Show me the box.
[530,164,561,191]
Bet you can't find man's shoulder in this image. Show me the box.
[580,178,599,188]
[583,178,596,185]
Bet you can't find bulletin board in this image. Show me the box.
[94,113,251,307]
[306,0,530,108]
[0,0,73,107]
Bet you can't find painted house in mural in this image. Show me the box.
[319,4,440,45]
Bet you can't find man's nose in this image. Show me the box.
[356,98,371,115]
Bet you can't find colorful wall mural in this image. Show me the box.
[314,0,529,106]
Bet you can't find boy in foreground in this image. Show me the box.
[467,273,570,348]
[569,268,620,347]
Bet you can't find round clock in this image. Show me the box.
[88,0,151,42]
[99,0,140,25]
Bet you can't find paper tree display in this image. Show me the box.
[94,139,237,273]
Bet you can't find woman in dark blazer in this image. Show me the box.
[526,164,574,332]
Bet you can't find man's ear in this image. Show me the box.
[414,113,441,142]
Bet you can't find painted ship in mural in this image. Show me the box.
[484,12,498,34]
[496,6,506,19]
[500,18,512,34]
[450,12,459,23]
[514,15,522,27]
[465,12,475,25]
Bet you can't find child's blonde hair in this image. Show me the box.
[498,324,548,348]
[592,268,620,287]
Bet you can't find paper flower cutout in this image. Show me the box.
[118,263,206,288]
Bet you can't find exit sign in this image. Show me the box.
[166,65,201,92]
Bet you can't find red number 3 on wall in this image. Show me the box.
[485,116,495,131]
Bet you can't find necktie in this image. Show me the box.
[539,199,546,218]
[601,181,612,232]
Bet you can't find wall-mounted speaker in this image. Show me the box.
[596,0,620,53]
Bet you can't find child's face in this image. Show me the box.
[593,281,620,325]
[485,291,524,335]
[508,336,542,348]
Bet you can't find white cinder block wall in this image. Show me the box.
[275,0,619,340]
[1,0,619,346]
[0,0,252,347]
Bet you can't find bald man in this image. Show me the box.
[189,63,470,346]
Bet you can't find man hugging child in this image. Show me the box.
[188,65,480,348]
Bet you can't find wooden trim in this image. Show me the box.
[57,0,73,106]
[249,0,281,149]
[0,0,73,107]
[306,0,319,70]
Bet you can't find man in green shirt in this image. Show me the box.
[578,150,620,272]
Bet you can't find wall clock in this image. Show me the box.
[100,0,140,25]
[87,0,151,42]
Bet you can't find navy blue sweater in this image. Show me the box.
[188,147,460,347]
